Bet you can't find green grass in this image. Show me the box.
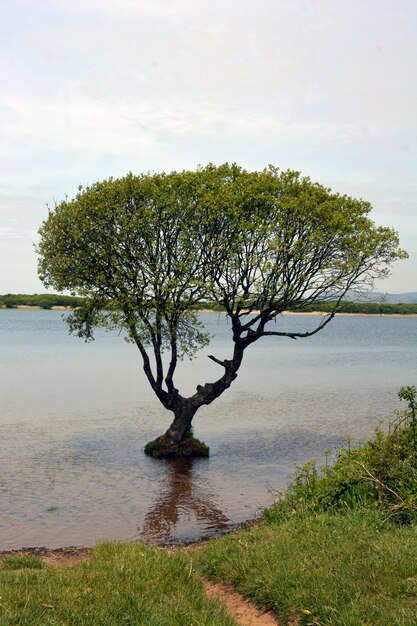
[144,432,210,458]
[2,554,44,571]
[0,543,236,626]
[195,300,417,315]
[196,509,417,625]
[3,518,416,626]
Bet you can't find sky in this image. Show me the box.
[1,0,416,294]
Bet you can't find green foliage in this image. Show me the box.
[3,294,415,314]
[37,168,217,350]
[37,164,406,350]
[0,543,236,625]
[265,386,417,524]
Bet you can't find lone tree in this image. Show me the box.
[37,164,407,457]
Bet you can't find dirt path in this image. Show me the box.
[203,580,281,626]
[2,546,283,626]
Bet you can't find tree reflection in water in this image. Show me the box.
[139,458,230,543]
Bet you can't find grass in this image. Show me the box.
[0,543,236,626]
[2,294,417,315]
[2,516,416,626]
[196,509,417,625]
[2,554,44,571]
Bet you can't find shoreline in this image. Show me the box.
[0,305,73,310]
[0,518,259,564]
[198,308,417,318]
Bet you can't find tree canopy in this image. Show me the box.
[37,164,407,456]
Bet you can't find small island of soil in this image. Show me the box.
[144,434,209,459]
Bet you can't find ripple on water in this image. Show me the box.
[0,311,416,549]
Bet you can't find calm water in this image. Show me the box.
[0,310,415,550]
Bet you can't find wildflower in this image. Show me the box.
[303,609,312,615]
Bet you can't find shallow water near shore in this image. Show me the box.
[0,310,415,550]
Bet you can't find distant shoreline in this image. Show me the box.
[3,305,416,318]
[199,309,417,318]
[0,305,73,310]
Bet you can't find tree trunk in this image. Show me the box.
[164,402,197,443]
[144,400,208,458]
[144,340,246,458]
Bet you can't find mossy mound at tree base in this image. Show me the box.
[144,435,210,459]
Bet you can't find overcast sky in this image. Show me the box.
[1,0,416,294]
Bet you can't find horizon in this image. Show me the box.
[1,289,417,300]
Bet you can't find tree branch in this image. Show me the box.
[207,354,228,367]
[261,311,336,339]
[165,320,179,393]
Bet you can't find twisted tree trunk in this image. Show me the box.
[165,402,198,443]
[145,340,246,458]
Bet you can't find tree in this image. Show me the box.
[37,164,407,457]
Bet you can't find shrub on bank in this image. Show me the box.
[264,386,417,525]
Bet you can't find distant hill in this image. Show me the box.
[351,292,417,304]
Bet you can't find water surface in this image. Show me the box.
[0,310,415,550]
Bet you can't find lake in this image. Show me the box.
[0,310,415,550]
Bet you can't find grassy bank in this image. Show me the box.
[2,512,416,625]
[198,300,417,315]
[0,544,235,626]
[1,387,416,625]
[198,510,417,625]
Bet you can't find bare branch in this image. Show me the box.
[208,354,228,367]
[261,312,336,339]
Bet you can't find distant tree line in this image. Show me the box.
[196,300,417,315]
[1,294,416,314]
[292,300,417,315]
[0,294,84,309]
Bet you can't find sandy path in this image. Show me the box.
[203,579,281,626]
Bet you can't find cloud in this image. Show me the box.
[0,0,416,292]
